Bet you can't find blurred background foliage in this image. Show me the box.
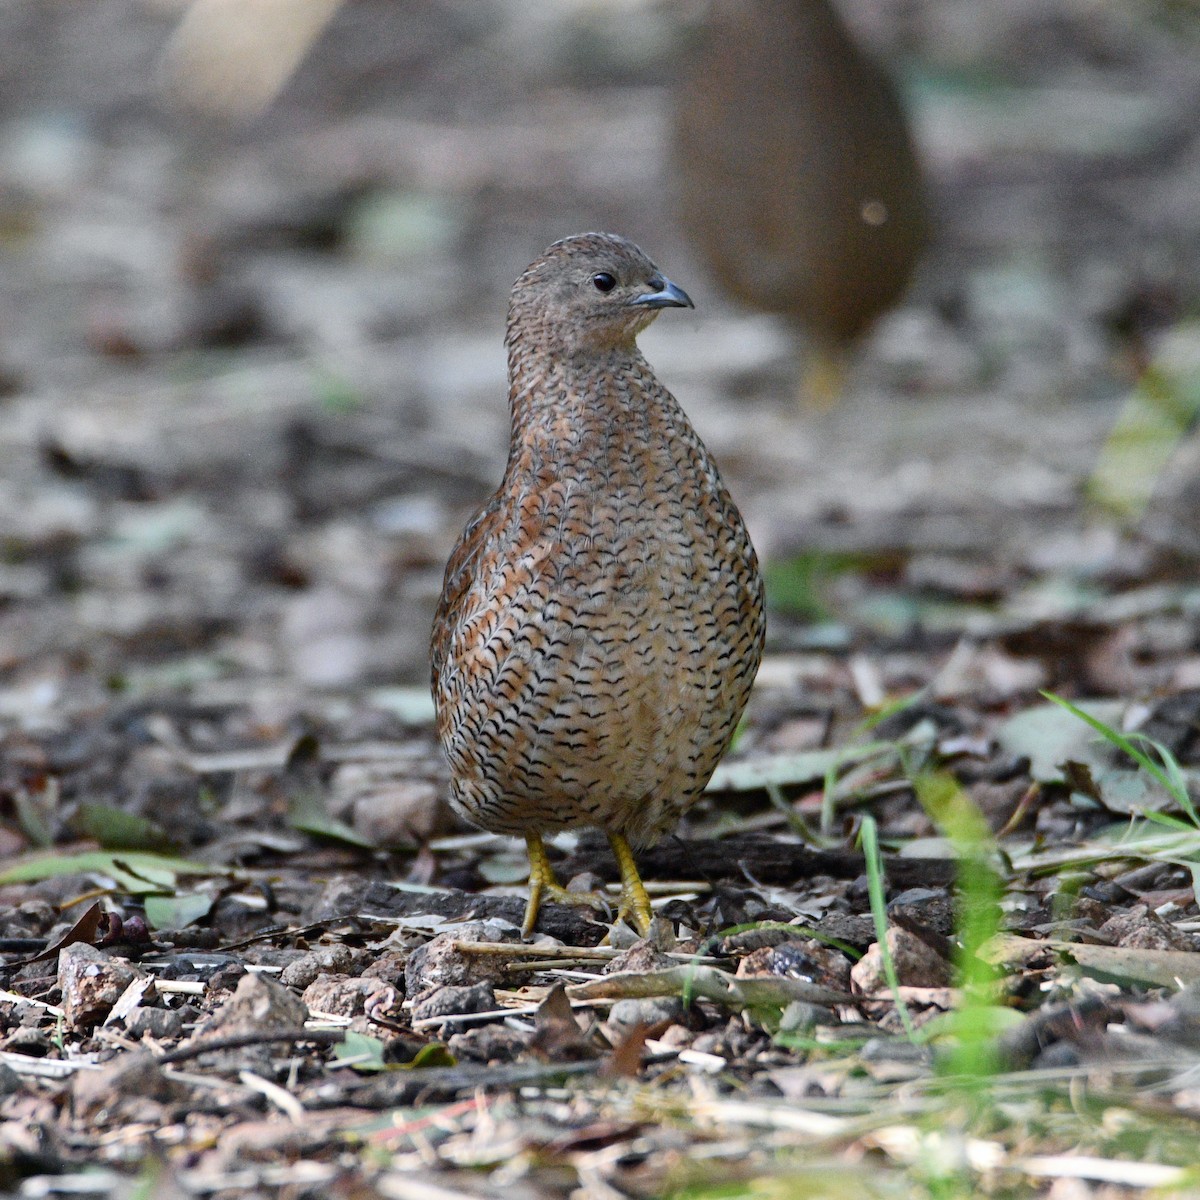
[0,0,1197,700]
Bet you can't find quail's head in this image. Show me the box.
[507,233,694,355]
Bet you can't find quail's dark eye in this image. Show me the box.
[591,272,617,293]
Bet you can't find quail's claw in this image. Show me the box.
[608,832,654,936]
[523,832,607,936]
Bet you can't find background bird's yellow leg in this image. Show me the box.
[608,832,653,935]
[523,831,606,936]
[800,345,849,411]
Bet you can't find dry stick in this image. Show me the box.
[452,940,722,965]
[154,1027,346,1065]
[215,917,360,953]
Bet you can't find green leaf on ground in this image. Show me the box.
[333,1031,389,1071]
[1086,331,1200,523]
[708,743,894,794]
[765,550,883,620]
[332,1032,455,1072]
[0,850,214,893]
[74,803,178,853]
[408,1042,456,1069]
[283,733,376,849]
[287,787,376,849]
[569,964,848,1022]
[1042,691,1200,825]
[13,790,55,848]
[997,699,1126,782]
[1051,941,1200,988]
[143,891,214,929]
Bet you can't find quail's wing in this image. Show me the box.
[429,491,504,692]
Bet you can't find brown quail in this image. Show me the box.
[431,233,766,936]
[673,0,928,403]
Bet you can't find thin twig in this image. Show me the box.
[154,1027,345,1065]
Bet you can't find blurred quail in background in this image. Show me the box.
[673,0,929,404]
[431,233,766,936]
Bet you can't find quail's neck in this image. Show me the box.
[502,328,686,489]
[508,329,650,423]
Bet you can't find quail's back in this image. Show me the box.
[431,233,765,934]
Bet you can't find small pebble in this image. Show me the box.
[1,1028,53,1057]
[777,1001,823,1035]
[0,1061,21,1097]
[607,997,683,1034]
[850,928,952,992]
[604,939,675,976]
[126,1007,184,1040]
[448,1024,525,1064]
[411,981,496,1023]
[71,1051,182,1117]
[404,921,517,998]
[57,943,142,1030]
[301,973,396,1020]
[361,950,409,991]
[204,971,308,1036]
[859,1037,932,1067]
[280,943,356,990]
[1098,904,1194,951]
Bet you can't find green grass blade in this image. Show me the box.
[821,690,925,832]
[1041,691,1190,813]
[859,814,917,1042]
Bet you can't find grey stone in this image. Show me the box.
[0,1060,21,1097]
[411,982,497,1023]
[404,921,517,998]
[607,997,683,1034]
[279,943,356,990]
[126,1007,184,1040]
[57,943,142,1030]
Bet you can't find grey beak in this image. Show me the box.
[631,275,694,310]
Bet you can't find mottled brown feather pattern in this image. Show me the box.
[431,233,765,853]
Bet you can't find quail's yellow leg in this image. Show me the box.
[608,831,653,936]
[522,832,605,937]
